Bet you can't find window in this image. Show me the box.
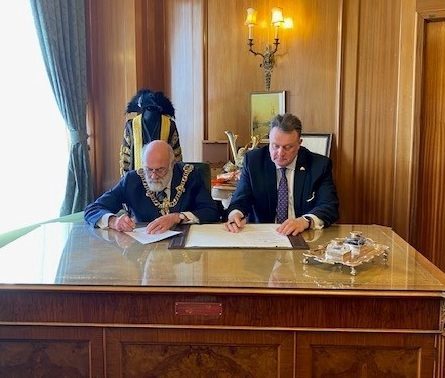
[0,1,69,233]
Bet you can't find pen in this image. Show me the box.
[122,203,136,230]
[229,215,245,225]
[122,203,131,217]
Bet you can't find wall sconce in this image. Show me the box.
[245,7,286,91]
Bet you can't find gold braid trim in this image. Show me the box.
[132,115,143,170]
[160,115,171,141]
[137,164,194,215]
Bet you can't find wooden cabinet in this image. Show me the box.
[106,328,293,377]
[296,332,438,377]
[1,325,440,377]
[0,326,104,377]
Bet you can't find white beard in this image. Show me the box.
[144,169,173,193]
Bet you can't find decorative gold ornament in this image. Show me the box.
[137,164,194,215]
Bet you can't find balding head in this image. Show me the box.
[141,141,175,192]
[142,140,175,167]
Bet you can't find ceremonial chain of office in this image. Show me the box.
[137,164,194,215]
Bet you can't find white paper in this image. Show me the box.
[185,223,292,249]
[125,227,182,244]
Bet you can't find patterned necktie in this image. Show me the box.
[156,189,167,202]
[276,168,288,223]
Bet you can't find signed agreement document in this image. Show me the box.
[125,228,181,244]
[184,223,293,249]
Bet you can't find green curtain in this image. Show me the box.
[30,0,93,215]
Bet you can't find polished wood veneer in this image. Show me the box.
[0,291,441,331]
[0,223,444,377]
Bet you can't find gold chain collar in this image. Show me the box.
[137,164,194,215]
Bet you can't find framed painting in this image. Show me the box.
[250,91,286,142]
[301,133,333,157]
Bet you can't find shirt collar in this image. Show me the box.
[274,155,298,171]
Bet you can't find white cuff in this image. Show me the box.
[228,209,244,220]
[304,214,324,230]
[181,211,199,224]
[97,213,114,229]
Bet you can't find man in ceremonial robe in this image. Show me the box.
[120,89,182,176]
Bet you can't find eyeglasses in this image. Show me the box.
[143,166,169,177]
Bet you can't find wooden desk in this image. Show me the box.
[0,223,444,377]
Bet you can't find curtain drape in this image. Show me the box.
[30,0,93,215]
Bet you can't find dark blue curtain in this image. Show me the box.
[30,0,93,215]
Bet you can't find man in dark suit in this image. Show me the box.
[85,140,220,233]
[225,113,339,236]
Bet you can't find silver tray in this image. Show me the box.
[302,232,389,276]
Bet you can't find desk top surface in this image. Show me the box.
[1,222,445,295]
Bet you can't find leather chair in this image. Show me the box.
[185,161,225,221]
[184,162,211,193]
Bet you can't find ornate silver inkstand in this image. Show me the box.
[302,231,389,276]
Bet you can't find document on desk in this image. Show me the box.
[185,223,293,249]
[125,227,182,244]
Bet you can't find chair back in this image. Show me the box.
[184,162,211,193]
[300,133,333,157]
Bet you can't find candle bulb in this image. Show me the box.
[271,7,283,40]
[245,8,257,40]
[248,24,253,39]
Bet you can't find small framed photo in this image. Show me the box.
[301,133,333,157]
[250,91,286,142]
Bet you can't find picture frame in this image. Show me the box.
[250,91,286,142]
[301,133,333,157]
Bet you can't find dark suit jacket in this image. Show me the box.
[227,146,339,226]
[84,163,220,226]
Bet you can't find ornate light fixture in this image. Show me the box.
[245,7,285,91]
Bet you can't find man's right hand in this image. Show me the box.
[108,214,135,232]
[224,213,246,233]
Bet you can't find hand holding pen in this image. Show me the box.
[122,203,131,218]
[224,213,246,233]
[110,203,135,232]
[123,203,136,226]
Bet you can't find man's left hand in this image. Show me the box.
[146,213,180,234]
[276,217,310,236]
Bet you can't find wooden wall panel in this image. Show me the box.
[272,0,341,136]
[165,0,204,162]
[87,0,165,196]
[337,0,401,225]
[87,0,138,195]
[206,0,341,145]
[336,0,359,225]
[392,0,417,239]
[353,0,400,225]
[412,19,445,269]
[417,0,445,15]
[137,0,165,89]
[207,0,256,144]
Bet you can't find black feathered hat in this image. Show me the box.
[125,89,175,118]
